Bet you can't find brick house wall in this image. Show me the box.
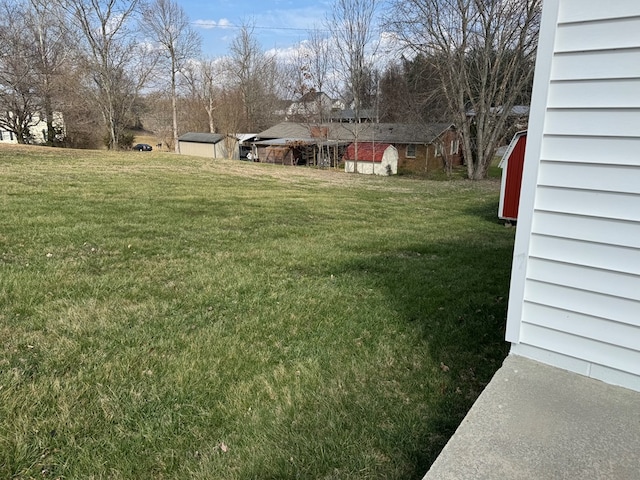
[396,129,462,175]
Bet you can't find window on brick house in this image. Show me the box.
[406,144,416,158]
[435,143,442,156]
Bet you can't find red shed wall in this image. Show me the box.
[502,134,527,220]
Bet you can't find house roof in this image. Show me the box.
[298,91,330,103]
[368,123,454,144]
[255,122,454,145]
[178,132,225,144]
[344,142,394,162]
[256,123,311,140]
[236,133,258,144]
[253,137,315,146]
[466,105,530,117]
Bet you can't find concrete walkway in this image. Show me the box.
[423,355,640,479]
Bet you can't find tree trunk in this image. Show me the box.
[172,57,179,153]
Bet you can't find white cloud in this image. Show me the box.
[193,18,232,30]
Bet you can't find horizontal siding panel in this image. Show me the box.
[534,187,640,221]
[522,302,640,351]
[540,135,640,165]
[527,258,640,301]
[555,17,640,52]
[558,0,640,23]
[544,108,640,137]
[529,234,640,276]
[532,212,640,248]
[547,79,640,108]
[525,281,640,328]
[551,49,640,80]
[537,161,640,194]
[519,323,640,376]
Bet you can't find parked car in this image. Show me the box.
[133,143,152,151]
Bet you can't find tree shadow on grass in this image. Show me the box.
[463,195,503,224]
[337,233,514,478]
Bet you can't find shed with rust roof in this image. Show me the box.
[344,142,398,175]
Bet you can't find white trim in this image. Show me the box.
[511,344,640,392]
[505,0,561,343]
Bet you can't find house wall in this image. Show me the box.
[396,130,462,175]
[178,140,235,159]
[397,144,431,174]
[506,0,640,392]
[0,112,64,144]
[0,129,16,143]
[179,141,215,158]
[440,129,463,169]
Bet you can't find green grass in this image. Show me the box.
[0,144,514,479]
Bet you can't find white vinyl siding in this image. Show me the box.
[507,0,640,391]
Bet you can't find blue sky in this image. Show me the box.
[179,0,334,58]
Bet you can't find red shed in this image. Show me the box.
[344,142,398,175]
[498,131,527,222]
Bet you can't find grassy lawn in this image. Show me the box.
[0,145,514,479]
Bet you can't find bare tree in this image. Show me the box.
[0,1,42,143]
[387,0,540,179]
[307,28,333,107]
[183,58,222,134]
[25,0,70,145]
[60,0,157,149]
[141,0,201,152]
[326,0,381,170]
[378,55,450,124]
[226,24,281,132]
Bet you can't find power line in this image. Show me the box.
[190,21,332,33]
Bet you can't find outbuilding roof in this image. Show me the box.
[178,132,225,144]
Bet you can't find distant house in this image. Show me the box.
[373,123,461,174]
[329,108,377,123]
[252,122,461,173]
[286,91,333,122]
[467,105,530,145]
[0,129,16,143]
[0,111,65,144]
[344,142,398,175]
[466,105,530,118]
[177,132,239,159]
[506,0,640,392]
